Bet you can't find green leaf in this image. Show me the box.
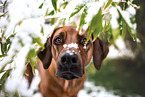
[107,27,112,41]
[48,10,55,15]
[62,18,66,26]
[3,0,7,13]
[78,6,88,30]
[33,37,44,48]
[1,69,12,80]
[102,19,111,33]
[28,49,37,66]
[126,23,137,41]
[112,28,120,40]
[39,3,44,9]
[93,28,100,39]
[51,0,57,11]
[111,2,116,7]
[51,18,56,25]
[104,0,112,9]
[28,49,37,74]
[88,8,103,41]
[0,64,7,73]
[114,42,119,50]
[0,55,6,58]
[94,15,103,39]
[60,1,68,9]
[45,8,49,16]
[15,91,20,97]
[69,3,86,19]
[0,69,12,90]
[0,43,4,55]
[41,27,44,36]
[4,43,7,53]
[121,19,126,39]
[117,9,137,41]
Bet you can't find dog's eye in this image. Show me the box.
[81,37,87,45]
[54,37,62,45]
[81,37,90,46]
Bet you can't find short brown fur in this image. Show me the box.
[26,26,109,97]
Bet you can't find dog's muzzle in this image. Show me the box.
[56,52,84,80]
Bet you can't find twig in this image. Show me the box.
[137,33,145,42]
[0,11,8,17]
[0,3,8,9]
[120,1,140,9]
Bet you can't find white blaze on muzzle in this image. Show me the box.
[63,43,79,49]
[63,43,79,55]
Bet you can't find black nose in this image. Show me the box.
[61,52,78,65]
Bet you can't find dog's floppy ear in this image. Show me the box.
[38,38,52,69]
[38,27,61,69]
[93,38,109,70]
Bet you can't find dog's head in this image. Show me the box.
[38,26,109,80]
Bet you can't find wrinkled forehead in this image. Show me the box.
[53,26,87,36]
[52,26,87,42]
[54,26,78,36]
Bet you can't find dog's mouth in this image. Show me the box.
[56,71,83,80]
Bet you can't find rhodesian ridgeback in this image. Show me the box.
[26,26,109,97]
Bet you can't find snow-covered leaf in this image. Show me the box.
[78,6,88,30]
[51,0,57,11]
[104,0,112,9]
[69,2,86,18]
[88,8,103,41]
[27,49,37,74]
[117,8,137,41]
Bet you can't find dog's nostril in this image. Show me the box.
[61,57,66,63]
[61,53,78,65]
[72,57,77,64]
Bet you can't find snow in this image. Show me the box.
[58,0,83,19]
[109,7,119,29]
[23,75,120,97]
[2,0,9,3]
[66,50,76,56]
[112,0,121,2]
[5,44,31,95]
[109,2,137,32]
[63,43,79,55]
[79,29,86,35]
[4,0,43,37]
[63,43,79,49]
[85,2,102,24]
[18,18,45,43]
[83,44,87,49]
[0,0,138,96]
[108,37,135,58]
[78,81,120,97]
[117,6,132,29]
[0,0,46,96]
[0,17,9,27]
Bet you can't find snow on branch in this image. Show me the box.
[0,0,138,96]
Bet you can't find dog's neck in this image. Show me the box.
[37,58,85,97]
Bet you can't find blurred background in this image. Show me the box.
[0,0,145,97]
[85,0,145,96]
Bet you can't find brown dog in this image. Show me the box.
[26,26,109,97]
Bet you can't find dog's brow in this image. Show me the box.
[58,32,64,36]
[54,32,64,38]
